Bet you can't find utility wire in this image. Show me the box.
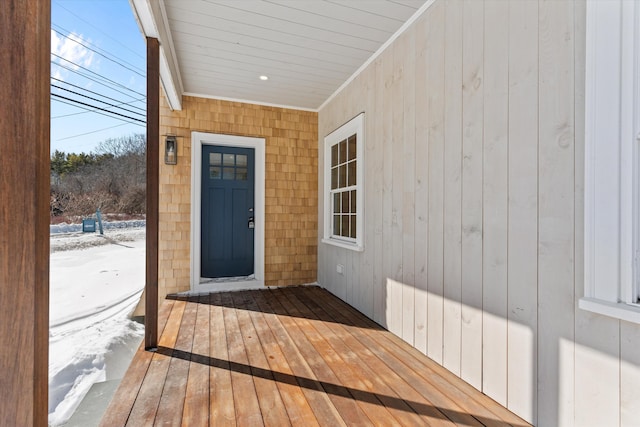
[53,1,145,61]
[51,93,146,124]
[51,84,146,118]
[51,62,144,102]
[56,122,131,141]
[52,53,146,97]
[51,96,144,130]
[52,95,145,119]
[51,27,145,77]
[51,23,145,74]
[51,77,145,113]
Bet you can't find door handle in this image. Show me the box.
[248,217,255,229]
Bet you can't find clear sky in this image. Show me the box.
[51,0,147,154]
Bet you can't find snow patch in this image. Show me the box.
[48,226,145,427]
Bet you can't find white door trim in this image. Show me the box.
[190,131,265,292]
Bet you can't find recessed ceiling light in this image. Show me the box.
[259,75,269,81]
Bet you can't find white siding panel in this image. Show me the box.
[413,12,429,355]
[373,57,386,327]
[537,1,575,425]
[382,46,397,332]
[506,1,538,423]
[426,0,445,364]
[390,38,405,339]
[357,64,375,320]
[482,0,509,406]
[442,0,463,376]
[402,27,416,345]
[460,0,484,391]
[621,322,640,426]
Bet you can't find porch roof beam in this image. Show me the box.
[130,0,183,111]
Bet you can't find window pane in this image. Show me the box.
[236,154,247,167]
[223,153,235,166]
[333,215,340,236]
[223,167,234,180]
[331,144,339,167]
[331,167,338,190]
[209,152,222,166]
[341,215,349,237]
[350,190,356,213]
[236,168,248,180]
[339,139,347,165]
[333,193,340,213]
[347,160,356,186]
[338,164,346,188]
[209,166,221,179]
[348,135,357,161]
[342,191,349,213]
[350,215,357,238]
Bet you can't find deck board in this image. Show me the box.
[101,286,531,427]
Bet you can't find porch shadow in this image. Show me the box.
[157,345,529,427]
[166,286,384,330]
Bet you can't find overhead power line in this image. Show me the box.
[52,95,145,119]
[51,53,146,98]
[51,93,146,124]
[51,77,145,112]
[51,27,145,77]
[56,122,132,141]
[51,84,146,118]
[53,1,145,61]
[51,61,145,102]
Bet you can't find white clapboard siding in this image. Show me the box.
[316,0,640,425]
[426,0,445,365]
[460,0,484,391]
[537,1,575,425]
[506,0,538,422]
[481,0,509,407]
[442,0,463,376]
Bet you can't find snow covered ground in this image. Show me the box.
[48,224,145,427]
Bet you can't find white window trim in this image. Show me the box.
[581,0,640,323]
[322,113,364,252]
[190,132,265,292]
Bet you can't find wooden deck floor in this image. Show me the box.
[100,286,530,426]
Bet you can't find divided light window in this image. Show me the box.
[323,113,364,251]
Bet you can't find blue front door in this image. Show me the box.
[201,145,255,278]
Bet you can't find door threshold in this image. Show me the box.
[193,275,264,293]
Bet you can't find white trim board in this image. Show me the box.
[190,132,266,292]
[182,92,317,113]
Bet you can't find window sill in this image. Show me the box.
[322,237,363,252]
[579,297,640,324]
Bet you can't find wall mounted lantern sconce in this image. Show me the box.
[165,135,177,165]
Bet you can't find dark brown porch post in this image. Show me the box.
[145,37,159,350]
[0,1,50,425]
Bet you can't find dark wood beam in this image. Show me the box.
[145,37,160,350]
[0,1,50,425]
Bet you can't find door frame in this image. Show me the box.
[190,131,265,292]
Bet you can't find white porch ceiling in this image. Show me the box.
[131,0,430,111]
